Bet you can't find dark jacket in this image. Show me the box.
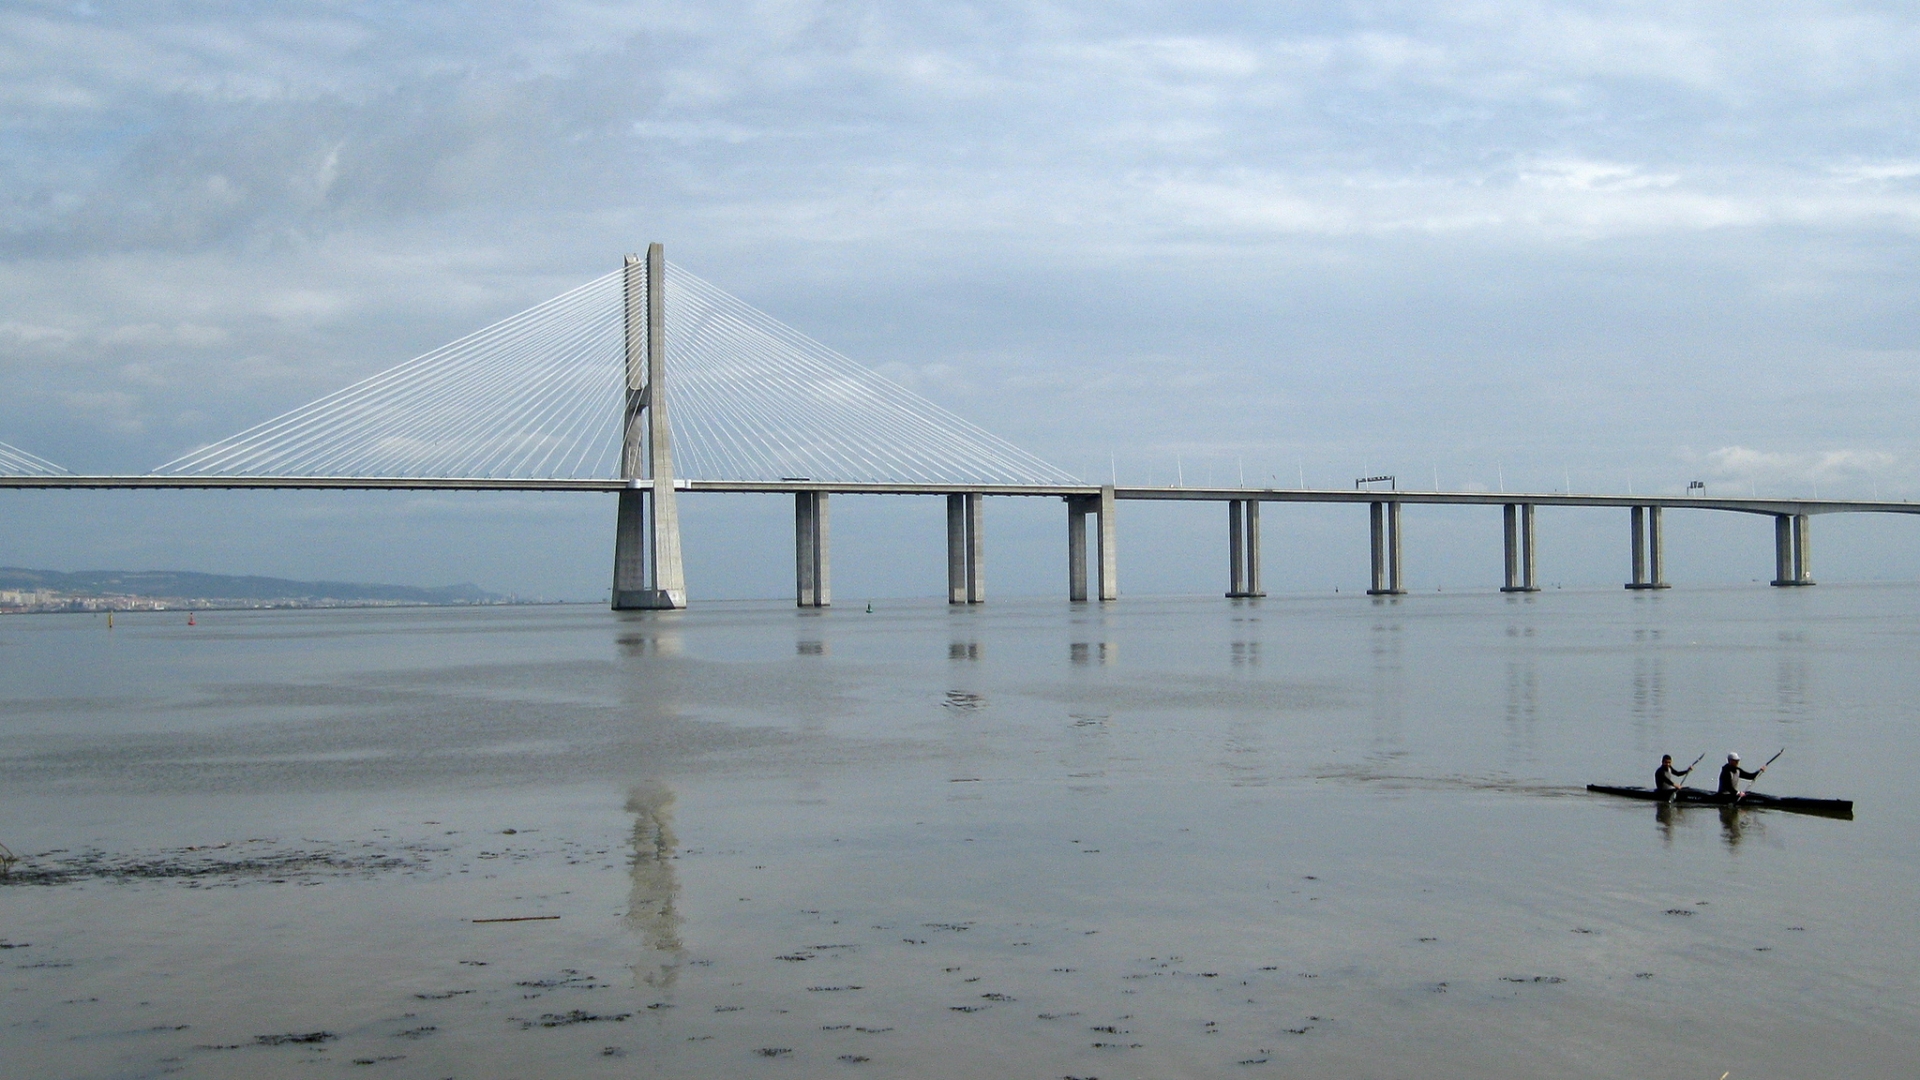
[1718,761,1760,795]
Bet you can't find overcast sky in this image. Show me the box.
[2,2,1918,599]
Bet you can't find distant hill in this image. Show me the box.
[0,567,502,605]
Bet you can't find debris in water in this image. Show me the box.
[2,842,420,888]
[514,971,599,989]
[519,1010,631,1029]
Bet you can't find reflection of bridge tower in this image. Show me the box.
[626,781,684,990]
[612,244,686,609]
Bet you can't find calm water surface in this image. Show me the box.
[2,586,1916,1079]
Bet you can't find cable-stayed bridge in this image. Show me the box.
[0,441,69,479]
[3,243,1916,606]
[152,257,1076,488]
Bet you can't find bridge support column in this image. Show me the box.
[612,243,686,610]
[1771,514,1814,586]
[1625,505,1669,589]
[1524,503,1538,592]
[1798,514,1812,585]
[948,493,984,604]
[1226,499,1264,598]
[1368,500,1404,596]
[1067,495,1092,602]
[1097,484,1117,601]
[795,491,830,607]
[1501,503,1539,592]
[948,495,966,603]
[613,485,685,609]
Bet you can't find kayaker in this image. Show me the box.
[1718,752,1763,795]
[1654,754,1693,792]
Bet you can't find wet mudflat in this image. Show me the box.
[2,589,1917,1078]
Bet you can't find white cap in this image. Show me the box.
[1728,752,1741,761]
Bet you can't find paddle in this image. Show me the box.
[1675,752,1707,792]
[1737,748,1786,800]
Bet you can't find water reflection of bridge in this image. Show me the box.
[627,782,682,990]
[4,243,1915,603]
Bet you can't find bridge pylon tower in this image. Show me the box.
[612,243,687,610]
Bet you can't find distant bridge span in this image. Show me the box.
[4,472,1914,601]
[3,243,1913,603]
[3,471,1915,517]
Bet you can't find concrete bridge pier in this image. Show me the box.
[1501,503,1539,592]
[1226,499,1265,598]
[1066,491,1117,601]
[1625,505,1669,590]
[795,491,830,607]
[1068,496,1089,601]
[1772,514,1814,586]
[1096,485,1117,601]
[1368,500,1405,596]
[614,483,687,609]
[947,493,985,604]
[611,243,686,610]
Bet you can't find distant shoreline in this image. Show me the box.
[2,598,559,615]
[0,566,525,613]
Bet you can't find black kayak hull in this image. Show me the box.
[1587,784,1853,819]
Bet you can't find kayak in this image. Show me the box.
[1587,784,1853,819]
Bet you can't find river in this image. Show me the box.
[2,586,1915,1078]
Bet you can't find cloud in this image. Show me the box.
[0,1,1915,290]
[1518,159,1678,193]
[1833,161,1920,184]
[1701,445,1903,487]
[0,320,76,347]
[99,323,230,348]
[56,388,147,435]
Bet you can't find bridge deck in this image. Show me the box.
[1,475,1915,517]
